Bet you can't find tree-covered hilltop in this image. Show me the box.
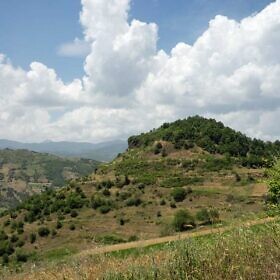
[128,116,280,167]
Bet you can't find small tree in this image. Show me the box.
[171,187,187,202]
[267,160,280,204]
[38,227,50,237]
[172,210,195,232]
[30,233,36,244]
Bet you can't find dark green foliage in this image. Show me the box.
[102,189,111,196]
[267,161,280,204]
[70,210,78,218]
[29,233,36,244]
[128,116,279,166]
[0,241,14,256]
[171,187,187,202]
[0,231,8,241]
[2,253,9,265]
[15,239,25,248]
[154,142,163,155]
[69,224,76,231]
[16,251,28,262]
[125,197,142,207]
[172,209,196,232]
[196,208,220,225]
[38,227,50,237]
[56,220,63,229]
[99,205,111,214]
[10,234,19,243]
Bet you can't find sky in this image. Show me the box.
[0,0,280,143]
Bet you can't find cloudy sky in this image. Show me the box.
[0,0,280,143]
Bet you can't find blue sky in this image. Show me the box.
[0,0,274,82]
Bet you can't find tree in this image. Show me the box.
[172,210,195,232]
[267,160,280,204]
[171,187,187,202]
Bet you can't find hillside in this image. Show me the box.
[0,116,273,269]
[0,140,128,162]
[0,149,99,209]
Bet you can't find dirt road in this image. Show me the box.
[78,216,277,257]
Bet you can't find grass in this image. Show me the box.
[3,220,279,279]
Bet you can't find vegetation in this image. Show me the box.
[128,116,280,167]
[0,116,274,270]
[0,149,99,209]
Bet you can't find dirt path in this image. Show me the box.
[78,216,277,257]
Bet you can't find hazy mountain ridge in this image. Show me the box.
[0,139,128,162]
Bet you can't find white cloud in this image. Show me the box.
[1,0,280,143]
[57,38,91,57]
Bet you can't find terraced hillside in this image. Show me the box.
[0,116,275,268]
[0,149,99,210]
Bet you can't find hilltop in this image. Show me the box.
[0,116,273,268]
[0,149,99,209]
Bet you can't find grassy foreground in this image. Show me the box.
[3,219,280,280]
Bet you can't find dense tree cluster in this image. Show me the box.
[128,116,280,167]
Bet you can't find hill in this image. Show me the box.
[0,116,274,269]
[0,139,128,162]
[0,149,99,209]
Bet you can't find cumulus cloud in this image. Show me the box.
[57,38,91,57]
[1,0,280,143]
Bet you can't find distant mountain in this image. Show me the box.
[0,139,128,162]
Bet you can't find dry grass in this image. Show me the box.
[4,220,280,280]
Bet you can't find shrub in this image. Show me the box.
[170,202,177,208]
[128,235,139,242]
[38,227,50,237]
[160,199,166,206]
[196,208,220,225]
[51,229,57,237]
[70,210,78,218]
[2,253,9,265]
[171,187,187,202]
[56,220,63,229]
[0,231,8,241]
[125,197,142,207]
[102,189,111,196]
[15,240,25,248]
[99,205,111,214]
[172,209,196,232]
[16,251,28,262]
[10,234,19,243]
[69,224,76,231]
[30,233,36,244]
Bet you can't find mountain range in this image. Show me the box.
[0,139,128,162]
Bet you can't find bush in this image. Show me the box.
[15,239,25,248]
[99,205,111,214]
[102,189,111,196]
[172,209,196,232]
[30,233,36,244]
[69,224,76,231]
[125,198,142,207]
[70,210,78,218]
[38,227,50,237]
[16,251,28,262]
[2,253,9,265]
[56,220,63,229]
[10,234,19,243]
[196,208,220,225]
[171,187,187,202]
